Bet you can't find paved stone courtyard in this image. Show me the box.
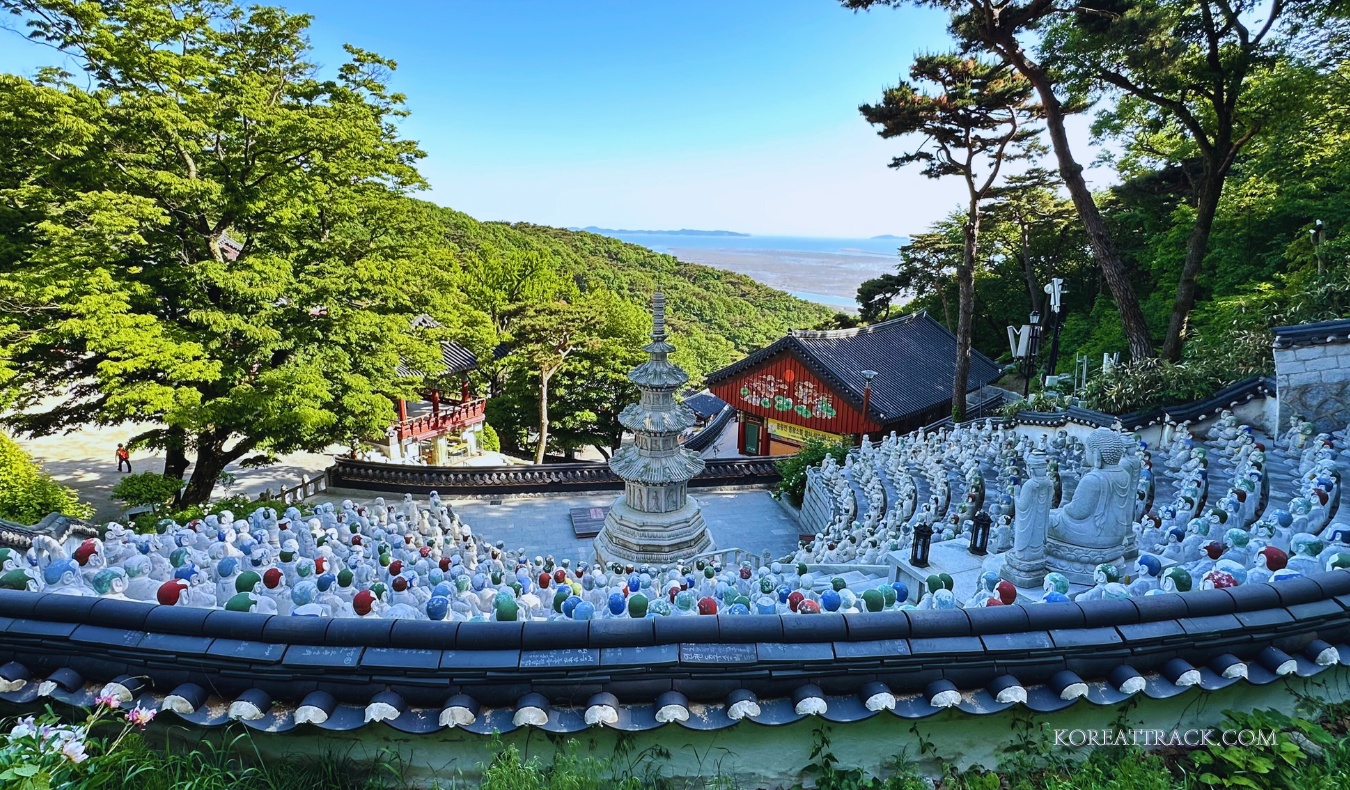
[314,485,801,565]
[450,489,800,564]
[8,400,338,521]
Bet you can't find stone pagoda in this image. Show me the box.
[594,292,714,566]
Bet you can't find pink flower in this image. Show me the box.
[95,693,122,709]
[61,737,88,763]
[126,707,156,728]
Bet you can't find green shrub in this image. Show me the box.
[111,472,184,515]
[0,432,93,523]
[774,438,851,508]
[480,422,501,452]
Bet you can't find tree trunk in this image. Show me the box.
[953,212,978,422]
[1019,224,1043,315]
[178,432,252,506]
[162,427,190,480]
[180,441,229,506]
[1160,165,1225,361]
[939,288,953,330]
[535,369,551,465]
[1000,49,1154,361]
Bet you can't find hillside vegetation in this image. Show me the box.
[434,206,834,386]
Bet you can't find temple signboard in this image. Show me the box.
[766,418,842,445]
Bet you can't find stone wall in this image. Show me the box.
[1274,319,1350,435]
[799,466,837,535]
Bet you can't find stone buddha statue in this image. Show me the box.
[1045,428,1136,583]
[1002,451,1053,588]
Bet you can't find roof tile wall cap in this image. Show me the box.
[513,693,550,728]
[793,684,828,716]
[228,688,271,721]
[1304,640,1341,666]
[655,690,691,723]
[1049,670,1089,700]
[1107,665,1146,694]
[924,679,961,709]
[860,681,897,712]
[585,692,621,728]
[1208,654,1249,679]
[987,674,1027,705]
[1161,658,1202,687]
[441,694,480,728]
[295,690,339,725]
[1256,646,1298,676]
[0,662,31,692]
[965,603,1029,634]
[1312,568,1350,598]
[41,667,83,696]
[719,688,760,721]
[162,683,209,715]
[99,674,145,704]
[365,691,406,723]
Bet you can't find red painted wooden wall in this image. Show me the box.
[709,351,880,436]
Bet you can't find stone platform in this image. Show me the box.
[888,543,1052,604]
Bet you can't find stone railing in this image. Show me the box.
[257,474,330,505]
[1,572,1347,735]
[328,456,781,495]
[972,376,1275,433]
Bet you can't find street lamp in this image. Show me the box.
[1312,220,1326,275]
[860,369,878,424]
[1042,278,1068,383]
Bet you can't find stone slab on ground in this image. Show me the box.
[569,506,609,539]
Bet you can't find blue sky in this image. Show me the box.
[0,1,1109,237]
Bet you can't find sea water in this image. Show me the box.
[590,231,907,312]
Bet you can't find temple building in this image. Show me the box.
[704,311,1003,456]
[381,314,487,464]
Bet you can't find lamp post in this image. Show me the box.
[968,510,992,556]
[1007,311,1043,397]
[860,370,878,440]
[1042,278,1067,383]
[1312,219,1326,275]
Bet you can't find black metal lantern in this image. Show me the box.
[911,521,933,567]
[969,510,992,556]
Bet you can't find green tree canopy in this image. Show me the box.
[862,53,1038,419]
[0,0,474,503]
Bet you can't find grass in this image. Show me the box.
[8,701,1350,789]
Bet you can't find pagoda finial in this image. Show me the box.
[651,291,667,344]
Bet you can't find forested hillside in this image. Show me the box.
[432,205,834,386]
[849,0,1350,415]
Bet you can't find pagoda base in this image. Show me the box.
[593,495,715,567]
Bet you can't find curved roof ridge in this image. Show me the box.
[789,310,926,339]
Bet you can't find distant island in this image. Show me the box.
[870,234,906,240]
[577,227,750,237]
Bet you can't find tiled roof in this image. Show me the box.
[682,391,728,419]
[397,315,479,378]
[0,514,98,551]
[1272,318,1350,348]
[2,572,1348,735]
[705,312,1003,426]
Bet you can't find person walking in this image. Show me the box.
[115,443,131,473]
